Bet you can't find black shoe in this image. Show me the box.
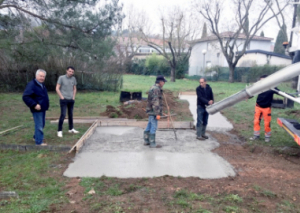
[144,143,150,146]
[196,136,205,141]
[249,136,260,141]
[150,144,162,148]
[202,135,209,139]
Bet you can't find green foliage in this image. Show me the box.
[145,53,166,74]
[262,190,277,198]
[176,56,189,79]
[247,64,284,82]
[0,0,124,92]
[274,24,288,55]
[109,112,119,118]
[174,189,189,198]
[205,65,223,81]
[126,54,188,79]
[223,194,243,203]
[223,205,239,212]
[107,184,123,196]
[201,22,207,38]
[203,65,284,83]
[127,56,170,76]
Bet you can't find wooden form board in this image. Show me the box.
[69,120,98,153]
[51,118,136,124]
[179,91,196,95]
[98,120,193,129]
[34,116,109,120]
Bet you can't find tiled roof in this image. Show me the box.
[190,31,273,44]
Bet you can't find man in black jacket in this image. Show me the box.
[23,69,49,146]
[196,77,214,140]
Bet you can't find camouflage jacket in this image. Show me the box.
[146,84,163,116]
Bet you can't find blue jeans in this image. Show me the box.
[32,111,46,145]
[197,106,209,127]
[197,106,209,137]
[145,115,158,134]
[58,99,74,131]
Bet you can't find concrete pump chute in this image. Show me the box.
[206,62,300,145]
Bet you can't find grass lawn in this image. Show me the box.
[1,74,300,212]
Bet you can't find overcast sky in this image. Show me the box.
[119,0,297,44]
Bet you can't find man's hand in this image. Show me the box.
[156,115,161,120]
[208,100,214,105]
[35,104,41,110]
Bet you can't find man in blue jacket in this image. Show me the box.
[196,77,214,140]
[23,69,49,146]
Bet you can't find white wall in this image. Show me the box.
[189,43,207,76]
[237,53,291,67]
[188,39,273,76]
[250,40,272,51]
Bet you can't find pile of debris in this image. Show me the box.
[101,90,180,120]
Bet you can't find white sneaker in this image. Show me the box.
[57,131,63,138]
[68,129,79,134]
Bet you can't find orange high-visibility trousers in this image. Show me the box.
[253,105,272,138]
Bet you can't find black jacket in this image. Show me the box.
[256,88,278,108]
[196,84,214,107]
[22,79,49,113]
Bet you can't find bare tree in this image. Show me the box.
[197,0,289,82]
[140,7,200,82]
[116,5,152,70]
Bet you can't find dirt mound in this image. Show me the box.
[100,90,190,120]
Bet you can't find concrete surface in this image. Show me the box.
[64,127,236,178]
[179,94,233,131]
[63,94,236,179]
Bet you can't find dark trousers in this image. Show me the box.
[58,99,74,131]
[196,105,209,137]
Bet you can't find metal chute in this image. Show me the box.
[206,62,300,115]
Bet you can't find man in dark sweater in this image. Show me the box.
[23,69,49,146]
[196,77,214,140]
[250,75,279,142]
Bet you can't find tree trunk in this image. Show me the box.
[170,67,176,82]
[228,64,235,83]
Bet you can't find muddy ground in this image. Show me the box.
[100,90,191,121]
[48,130,300,213]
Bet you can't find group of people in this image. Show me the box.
[143,75,214,148]
[23,70,277,146]
[22,66,79,146]
[144,75,278,147]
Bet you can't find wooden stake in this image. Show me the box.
[163,93,178,140]
[0,125,23,136]
[69,120,98,153]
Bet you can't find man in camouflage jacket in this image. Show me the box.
[144,75,167,148]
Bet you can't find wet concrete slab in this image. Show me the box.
[179,94,233,131]
[64,127,236,179]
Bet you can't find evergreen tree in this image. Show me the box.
[243,16,249,34]
[260,31,264,37]
[274,24,287,55]
[201,23,207,38]
[0,0,125,91]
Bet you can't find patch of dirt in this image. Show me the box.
[285,109,300,118]
[49,130,300,212]
[100,90,192,121]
